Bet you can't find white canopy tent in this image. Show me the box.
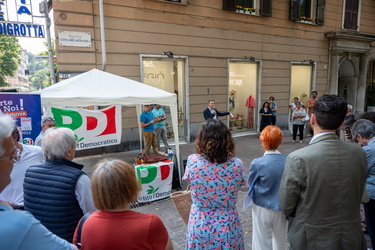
[34,68,182,179]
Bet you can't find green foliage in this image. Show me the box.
[0,36,22,86]
[25,51,45,75]
[26,39,57,90]
[28,68,49,90]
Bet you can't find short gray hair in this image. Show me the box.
[347,104,353,111]
[0,114,16,156]
[352,119,375,140]
[42,127,76,160]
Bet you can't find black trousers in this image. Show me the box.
[270,116,276,125]
[293,124,304,140]
[364,198,375,248]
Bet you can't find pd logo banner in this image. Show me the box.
[0,93,42,145]
[136,161,173,202]
[47,105,122,150]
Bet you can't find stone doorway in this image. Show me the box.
[338,58,358,112]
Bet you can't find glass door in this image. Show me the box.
[228,62,258,132]
[142,58,186,141]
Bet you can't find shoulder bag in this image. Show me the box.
[171,185,192,225]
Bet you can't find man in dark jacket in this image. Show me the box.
[24,127,96,242]
[203,99,232,120]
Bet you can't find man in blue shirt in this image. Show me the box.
[352,118,375,248]
[152,104,169,154]
[0,113,75,250]
[269,96,278,125]
[140,104,160,156]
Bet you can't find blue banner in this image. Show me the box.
[0,93,42,145]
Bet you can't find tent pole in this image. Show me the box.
[136,105,143,152]
[170,104,181,182]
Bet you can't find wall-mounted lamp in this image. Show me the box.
[243,56,256,62]
[162,51,174,58]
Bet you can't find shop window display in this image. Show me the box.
[229,62,258,131]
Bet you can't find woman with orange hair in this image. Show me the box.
[246,125,288,249]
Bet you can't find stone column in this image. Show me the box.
[356,53,369,113]
[328,51,341,94]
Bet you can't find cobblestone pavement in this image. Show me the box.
[75,132,371,249]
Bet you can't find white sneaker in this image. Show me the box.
[159,152,168,156]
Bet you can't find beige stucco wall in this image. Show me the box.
[52,0,375,143]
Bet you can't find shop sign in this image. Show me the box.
[0,0,45,38]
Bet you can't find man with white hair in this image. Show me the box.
[0,114,76,249]
[24,127,96,243]
[0,126,44,209]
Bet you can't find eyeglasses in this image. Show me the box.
[0,149,21,163]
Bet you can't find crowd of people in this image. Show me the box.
[0,93,374,249]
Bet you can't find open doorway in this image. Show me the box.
[338,59,357,111]
[228,61,258,132]
[141,57,187,142]
[290,64,313,131]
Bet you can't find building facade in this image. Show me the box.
[52,0,375,152]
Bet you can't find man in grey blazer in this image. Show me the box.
[280,94,368,249]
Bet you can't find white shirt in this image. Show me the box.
[209,108,217,119]
[264,150,281,155]
[34,131,44,147]
[76,175,97,213]
[309,132,336,144]
[0,144,44,206]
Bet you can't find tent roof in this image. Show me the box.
[34,69,177,107]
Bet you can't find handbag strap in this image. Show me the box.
[77,212,93,248]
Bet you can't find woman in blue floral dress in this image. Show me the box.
[182,119,246,249]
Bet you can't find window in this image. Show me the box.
[223,0,272,16]
[343,0,359,30]
[290,0,325,25]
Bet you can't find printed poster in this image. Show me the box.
[0,93,42,145]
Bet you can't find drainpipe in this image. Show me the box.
[99,0,106,71]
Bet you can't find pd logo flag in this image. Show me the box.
[48,105,122,150]
[136,161,173,202]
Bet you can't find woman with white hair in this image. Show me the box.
[339,104,355,142]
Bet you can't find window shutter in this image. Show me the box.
[316,0,325,25]
[223,0,237,11]
[290,0,300,21]
[260,0,272,16]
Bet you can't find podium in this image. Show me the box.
[134,161,174,202]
